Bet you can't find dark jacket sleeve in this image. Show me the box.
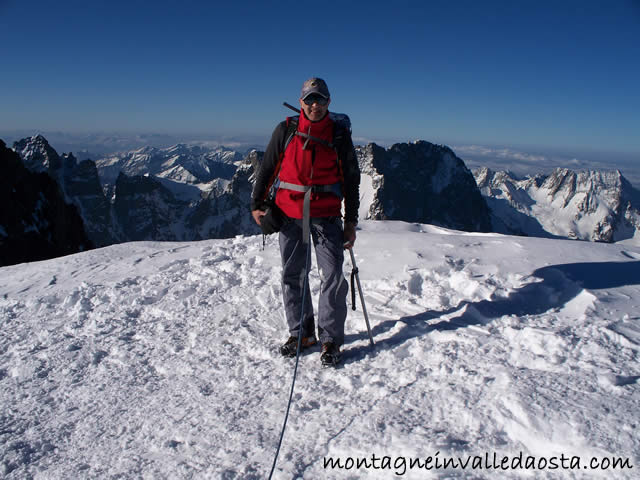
[339,132,360,224]
[250,121,288,211]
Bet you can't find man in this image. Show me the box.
[251,77,360,367]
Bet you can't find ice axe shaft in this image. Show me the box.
[348,247,374,346]
[283,102,301,114]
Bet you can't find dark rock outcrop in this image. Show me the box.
[0,139,92,267]
[13,135,119,246]
[358,141,492,232]
[112,172,190,241]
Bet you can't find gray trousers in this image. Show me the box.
[279,217,348,346]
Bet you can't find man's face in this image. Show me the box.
[299,94,330,122]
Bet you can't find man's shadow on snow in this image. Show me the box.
[344,260,640,364]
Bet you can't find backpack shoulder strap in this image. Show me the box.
[283,116,299,151]
[329,113,351,187]
[329,112,351,148]
[261,116,298,202]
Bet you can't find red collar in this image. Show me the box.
[298,111,333,140]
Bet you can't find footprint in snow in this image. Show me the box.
[407,273,423,296]
[599,374,640,387]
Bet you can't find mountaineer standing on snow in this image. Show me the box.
[250,77,360,367]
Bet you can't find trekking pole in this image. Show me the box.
[348,247,374,346]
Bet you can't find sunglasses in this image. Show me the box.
[303,94,329,106]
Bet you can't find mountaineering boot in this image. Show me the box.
[280,335,317,358]
[320,342,342,367]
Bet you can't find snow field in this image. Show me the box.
[1,221,639,479]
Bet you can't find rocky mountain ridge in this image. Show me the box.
[6,135,638,266]
[14,135,120,247]
[95,143,242,187]
[11,136,261,246]
[474,167,640,243]
[10,136,493,248]
[0,139,91,266]
[358,141,492,232]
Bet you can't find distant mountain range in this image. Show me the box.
[95,144,241,187]
[2,134,638,265]
[10,135,260,251]
[474,167,640,243]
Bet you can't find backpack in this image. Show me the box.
[258,112,351,238]
[268,113,351,200]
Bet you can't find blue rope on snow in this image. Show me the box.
[268,232,312,479]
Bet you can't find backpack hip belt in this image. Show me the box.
[278,181,342,244]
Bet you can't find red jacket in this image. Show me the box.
[275,112,342,219]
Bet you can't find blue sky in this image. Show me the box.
[1,0,639,156]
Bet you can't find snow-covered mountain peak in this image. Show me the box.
[95,143,242,186]
[474,167,640,243]
[12,134,61,173]
[166,143,189,153]
[475,166,519,185]
[541,168,624,202]
[128,145,158,161]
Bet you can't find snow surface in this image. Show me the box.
[1,221,639,479]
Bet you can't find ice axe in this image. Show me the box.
[346,245,374,346]
[283,102,300,114]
